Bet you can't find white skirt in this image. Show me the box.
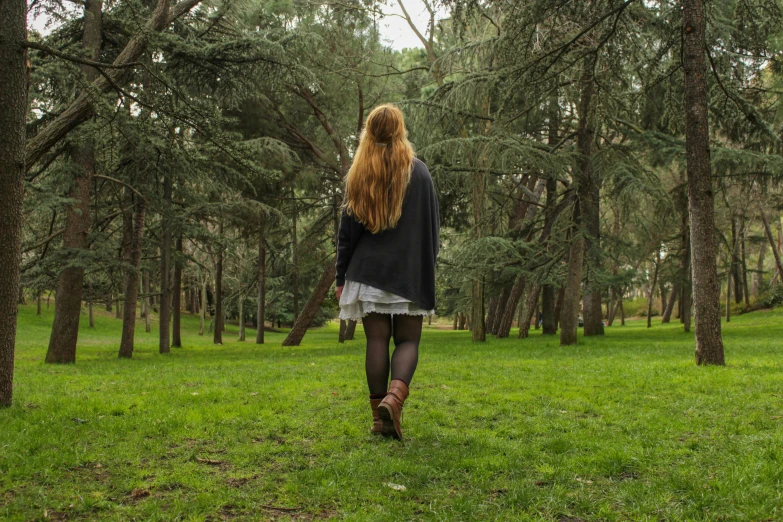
[339,279,435,321]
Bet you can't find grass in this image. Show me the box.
[1,304,782,521]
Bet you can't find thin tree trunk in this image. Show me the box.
[497,276,525,338]
[145,271,151,333]
[345,320,357,340]
[159,175,172,354]
[542,90,559,335]
[452,314,458,330]
[256,217,266,344]
[662,284,680,323]
[45,0,102,365]
[292,187,299,322]
[554,287,565,331]
[238,294,245,341]
[0,0,25,407]
[339,320,347,343]
[213,223,224,345]
[282,264,336,346]
[683,0,724,365]
[578,55,603,337]
[760,209,783,279]
[726,254,732,323]
[647,249,661,328]
[486,296,499,335]
[754,242,766,296]
[199,276,207,336]
[171,235,182,348]
[731,215,743,304]
[119,199,146,358]
[519,286,541,338]
[89,303,94,328]
[560,233,585,346]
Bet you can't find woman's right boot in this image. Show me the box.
[377,379,409,440]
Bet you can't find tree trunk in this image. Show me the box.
[339,319,347,343]
[754,242,766,296]
[119,199,146,358]
[731,216,743,304]
[89,303,94,328]
[541,90,560,335]
[171,235,182,348]
[452,314,458,330]
[560,233,585,346]
[554,287,565,331]
[282,264,336,346]
[159,175,172,354]
[471,279,486,342]
[647,249,661,328]
[256,217,266,344]
[683,0,725,365]
[345,320,357,340]
[238,294,245,341]
[291,188,299,322]
[518,286,541,338]
[726,260,731,323]
[145,271,151,333]
[45,0,102,365]
[213,223,224,345]
[497,276,525,338]
[485,295,499,335]
[760,209,783,280]
[199,276,207,336]
[578,56,603,337]
[662,283,679,323]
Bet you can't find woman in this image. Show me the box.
[335,104,440,441]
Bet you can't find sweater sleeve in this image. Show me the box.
[335,209,364,287]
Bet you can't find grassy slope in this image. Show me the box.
[1,304,782,521]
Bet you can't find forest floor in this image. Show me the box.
[2,304,782,521]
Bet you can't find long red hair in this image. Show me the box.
[343,104,415,233]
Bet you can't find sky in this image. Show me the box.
[28,0,447,51]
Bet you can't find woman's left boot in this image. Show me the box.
[370,396,385,435]
[377,380,409,440]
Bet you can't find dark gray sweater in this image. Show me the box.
[335,158,440,310]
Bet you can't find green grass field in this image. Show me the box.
[2,304,782,521]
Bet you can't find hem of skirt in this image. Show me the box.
[339,309,435,321]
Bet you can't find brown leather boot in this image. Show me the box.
[377,379,409,440]
[370,397,384,435]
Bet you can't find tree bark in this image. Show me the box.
[740,219,749,306]
[485,295,499,335]
[683,0,724,365]
[754,242,766,296]
[560,233,585,346]
[496,276,525,338]
[144,271,151,333]
[662,283,679,323]
[578,56,603,337]
[282,264,336,346]
[542,89,560,335]
[159,175,172,353]
[554,287,565,331]
[238,294,245,341]
[518,285,541,338]
[213,223,224,345]
[345,320,357,340]
[199,276,207,336]
[45,0,102,365]
[760,209,783,280]
[256,217,266,344]
[119,199,146,358]
[171,235,182,348]
[647,249,660,328]
[291,188,299,322]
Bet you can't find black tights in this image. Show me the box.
[362,313,423,396]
